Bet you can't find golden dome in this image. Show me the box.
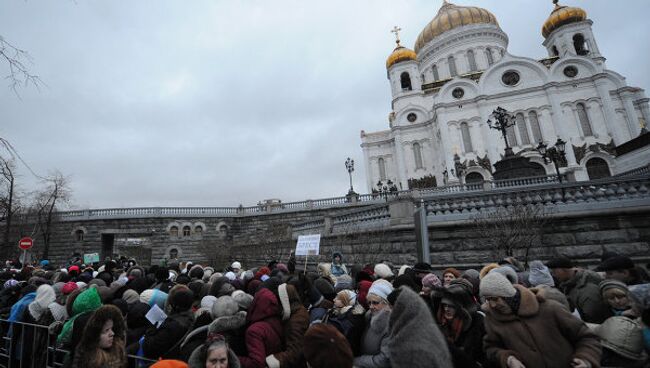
[386,43,417,69]
[542,1,587,38]
[414,1,500,53]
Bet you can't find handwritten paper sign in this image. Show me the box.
[295,234,321,256]
[83,253,100,264]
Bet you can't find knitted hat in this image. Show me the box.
[546,256,573,269]
[480,272,516,298]
[150,360,189,368]
[224,272,236,281]
[231,261,242,270]
[211,295,239,319]
[595,316,647,361]
[421,273,442,289]
[334,274,353,292]
[596,255,635,272]
[303,324,353,368]
[528,260,555,287]
[231,290,254,311]
[201,295,218,310]
[490,267,518,285]
[122,289,140,305]
[140,289,168,309]
[599,279,629,296]
[368,279,394,301]
[62,282,78,295]
[374,263,394,279]
[168,285,194,311]
[628,283,650,310]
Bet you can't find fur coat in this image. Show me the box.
[353,308,391,368]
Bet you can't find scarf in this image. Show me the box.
[503,289,522,315]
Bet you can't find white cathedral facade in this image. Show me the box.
[360,0,650,192]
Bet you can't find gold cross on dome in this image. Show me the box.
[391,26,402,45]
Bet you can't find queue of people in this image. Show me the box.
[0,251,648,368]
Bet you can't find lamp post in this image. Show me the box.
[536,138,567,183]
[486,107,516,157]
[376,180,398,201]
[345,157,355,195]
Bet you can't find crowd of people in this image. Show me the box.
[0,251,648,368]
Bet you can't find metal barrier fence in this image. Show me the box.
[0,319,157,368]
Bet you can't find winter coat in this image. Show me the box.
[324,304,366,355]
[353,309,391,368]
[125,301,152,347]
[388,287,452,368]
[141,309,194,360]
[483,284,602,368]
[188,345,241,368]
[560,269,611,323]
[266,284,309,368]
[238,288,283,368]
[180,311,248,360]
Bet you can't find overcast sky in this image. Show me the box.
[1,0,648,209]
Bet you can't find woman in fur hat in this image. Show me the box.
[432,279,485,368]
[71,304,127,368]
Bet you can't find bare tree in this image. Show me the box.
[0,157,18,253]
[0,36,42,93]
[472,204,550,266]
[32,172,71,259]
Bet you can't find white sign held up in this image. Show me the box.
[295,234,321,256]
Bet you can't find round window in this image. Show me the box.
[563,66,578,78]
[452,88,465,99]
[407,113,417,122]
[502,71,520,86]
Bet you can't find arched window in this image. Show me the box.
[586,158,611,180]
[169,226,179,237]
[552,45,559,56]
[506,124,518,147]
[378,158,386,181]
[516,113,531,145]
[74,230,84,242]
[465,172,484,184]
[576,103,593,136]
[448,55,457,77]
[413,143,424,169]
[528,111,543,143]
[485,48,494,65]
[400,72,412,91]
[467,50,477,72]
[194,226,203,234]
[573,34,589,55]
[432,64,439,81]
[460,122,473,152]
[182,226,191,237]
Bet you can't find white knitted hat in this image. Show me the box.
[368,279,394,301]
[374,263,394,279]
[480,272,516,298]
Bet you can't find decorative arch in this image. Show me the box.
[464,171,485,184]
[586,157,612,180]
[165,245,183,260]
[395,104,430,123]
[193,222,207,235]
[478,56,550,94]
[216,221,230,239]
[438,79,479,103]
[400,72,412,91]
[71,226,87,242]
[548,57,599,81]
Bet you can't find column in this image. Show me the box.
[545,87,578,166]
[470,122,483,154]
[362,144,374,193]
[393,132,409,190]
[436,107,459,182]
[594,79,625,143]
[621,91,641,138]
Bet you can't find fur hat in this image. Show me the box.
[303,324,353,368]
[479,263,500,279]
[168,285,194,311]
[211,295,239,319]
[373,263,394,280]
[368,279,394,301]
[314,278,336,301]
[232,289,253,311]
[528,260,555,287]
[490,266,518,284]
[421,273,442,288]
[188,265,204,280]
[334,274,353,292]
[596,255,635,272]
[480,272,516,298]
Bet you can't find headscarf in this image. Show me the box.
[28,284,56,321]
[57,287,102,344]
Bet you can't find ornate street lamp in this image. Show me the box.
[345,157,355,195]
[486,107,516,156]
[376,180,398,201]
[536,138,567,183]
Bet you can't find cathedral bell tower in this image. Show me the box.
[386,26,420,101]
[542,0,604,64]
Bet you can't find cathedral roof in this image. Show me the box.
[386,42,417,69]
[414,0,500,54]
[542,0,587,38]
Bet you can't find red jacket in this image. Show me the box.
[238,288,284,368]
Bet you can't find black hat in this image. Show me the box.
[596,255,634,272]
[412,262,432,273]
[546,256,574,269]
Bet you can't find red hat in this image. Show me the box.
[150,360,188,368]
[62,281,78,295]
[68,265,80,273]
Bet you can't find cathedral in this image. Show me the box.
[360,0,650,192]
